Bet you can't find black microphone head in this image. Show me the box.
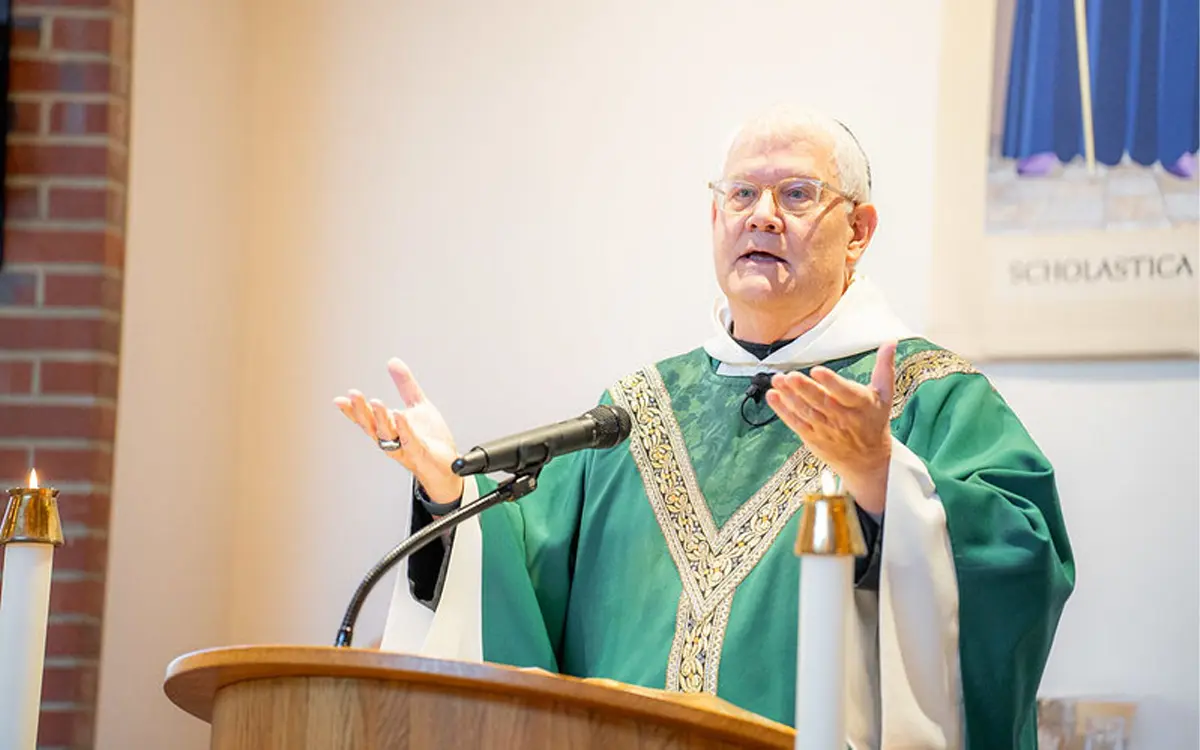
[746,372,774,403]
[587,405,632,448]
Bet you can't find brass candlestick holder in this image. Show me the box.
[794,473,867,557]
[1,483,64,547]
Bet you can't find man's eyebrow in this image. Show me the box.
[726,173,822,182]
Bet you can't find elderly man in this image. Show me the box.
[335,108,1074,749]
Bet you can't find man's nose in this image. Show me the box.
[745,191,783,233]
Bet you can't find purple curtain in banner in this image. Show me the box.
[1001,0,1199,177]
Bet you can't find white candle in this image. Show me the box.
[793,469,862,750]
[0,543,55,750]
[0,469,62,750]
[795,554,852,750]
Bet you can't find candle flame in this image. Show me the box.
[29,468,38,489]
[821,469,837,495]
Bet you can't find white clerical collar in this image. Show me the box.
[702,275,916,376]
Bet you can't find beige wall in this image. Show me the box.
[95,0,248,746]
[99,0,1198,747]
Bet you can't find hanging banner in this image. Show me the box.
[929,0,1198,360]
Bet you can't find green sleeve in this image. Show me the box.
[896,372,1075,750]
[478,421,590,671]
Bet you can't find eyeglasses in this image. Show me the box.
[708,177,859,215]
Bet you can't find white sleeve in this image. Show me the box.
[380,477,485,661]
[845,437,964,750]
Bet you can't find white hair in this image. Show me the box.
[717,106,873,203]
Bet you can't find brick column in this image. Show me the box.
[1,0,131,747]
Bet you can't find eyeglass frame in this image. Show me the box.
[707,176,861,216]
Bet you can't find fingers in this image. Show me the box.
[370,400,397,441]
[333,390,379,438]
[766,389,818,437]
[771,371,828,406]
[393,410,422,458]
[808,367,873,408]
[334,397,371,440]
[350,390,378,432]
[333,396,356,422]
[388,358,427,408]
[871,341,898,404]
[771,371,842,420]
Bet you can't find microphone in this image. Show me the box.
[745,372,774,403]
[451,405,632,477]
[740,372,778,428]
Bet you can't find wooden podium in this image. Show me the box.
[164,645,795,749]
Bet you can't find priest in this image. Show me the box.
[335,107,1075,749]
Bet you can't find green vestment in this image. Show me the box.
[431,339,1074,749]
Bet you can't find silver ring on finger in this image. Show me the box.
[378,437,403,452]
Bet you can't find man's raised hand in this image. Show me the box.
[334,358,464,505]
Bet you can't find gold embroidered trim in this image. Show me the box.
[612,347,975,696]
[890,348,979,419]
[667,591,734,693]
[610,366,822,695]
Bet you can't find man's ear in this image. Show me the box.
[846,203,878,267]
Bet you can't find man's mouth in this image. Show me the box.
[739,250,785,264]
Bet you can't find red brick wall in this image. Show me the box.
[2,0,131,747]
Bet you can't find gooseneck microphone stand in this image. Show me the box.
[332,465,544,648]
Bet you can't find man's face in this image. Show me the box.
[711,130,868,319]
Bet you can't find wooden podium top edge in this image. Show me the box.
[163,644,794,747]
